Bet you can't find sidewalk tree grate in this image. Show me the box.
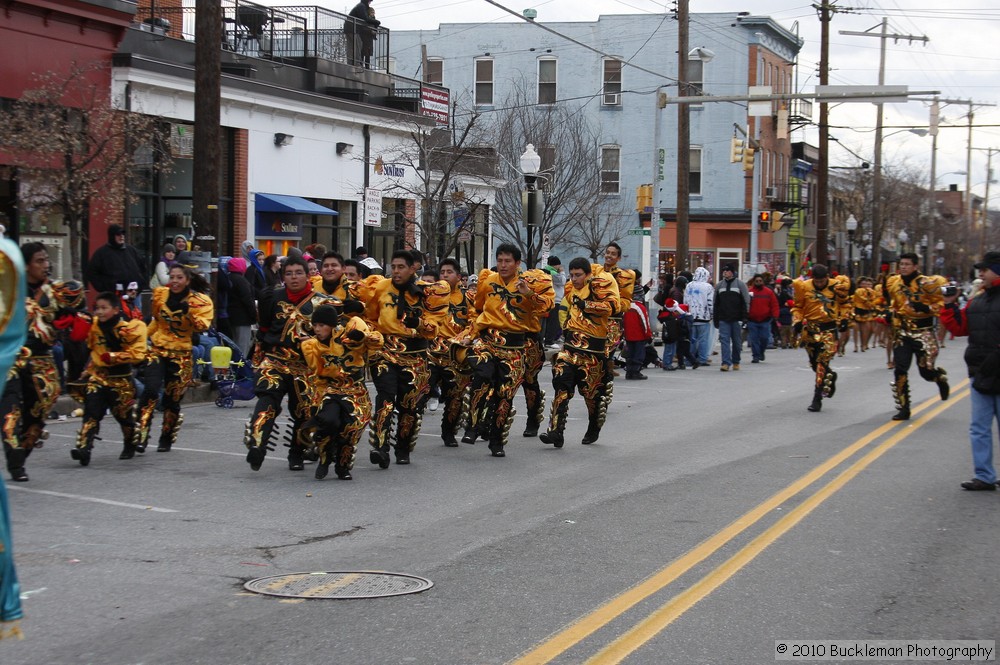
[244,571,433,599]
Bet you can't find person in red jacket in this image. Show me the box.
[747,274,779,363]
[623,286,653,380]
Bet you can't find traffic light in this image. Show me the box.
[742,146,755,171]
[635,184,653,212]
[730,138,744,163]
[770,210,785,231]
[759,210,771,231]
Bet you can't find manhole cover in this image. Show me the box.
[244,571,433,599]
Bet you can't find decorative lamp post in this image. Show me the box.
[845,214,858,278]
[920,234,929,273]
[519,144,542,268]
[936,239,945,273]
[898,229,909,255]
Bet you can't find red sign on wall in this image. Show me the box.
[421,86,450,126]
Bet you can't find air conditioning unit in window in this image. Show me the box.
[765,186,777,199]
[602,93,621,106]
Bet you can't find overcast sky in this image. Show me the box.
[278,0,1000,196]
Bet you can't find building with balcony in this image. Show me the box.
[2,0,463,277]
[390,12,802,278]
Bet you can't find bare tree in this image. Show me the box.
[484,81,612,268]
[0,63,172,279]
[371,109,496,267]
[565,197,634,262]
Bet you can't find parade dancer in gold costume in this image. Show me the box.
[517,269,554,438]
[594,243,634,419]
[2,242,84,482]
[462,244,554,457]
[301,302,383,480]
[72,292,147,465]
[852,276,879,352]
[885,252,950,420]
[792,264,851,412]
[540,258,618,447]
[363,250,442,468]
[244,256,337,471]
[427,258,474,447]
[137,264,213,453]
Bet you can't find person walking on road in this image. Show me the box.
[792,264,851,412]
[940,250,1000,491]
[713,264,750,371]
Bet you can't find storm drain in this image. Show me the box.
[244,571,433,599]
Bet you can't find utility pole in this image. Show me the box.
[676,0,690,272]
[925,98,939,275]
[815,0,832,266]
[972,146,999,259]
[194,0,223,261]
[839,19,927,273]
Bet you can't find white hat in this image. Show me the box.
[127,281,139,291]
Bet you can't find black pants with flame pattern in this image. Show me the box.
[245,354,311,459]
[467,343,525,450]
[548,348,605,436]
[370,352,430,458]
[78,374,137,452]
[138,349,192,448]
[3,356,59,474]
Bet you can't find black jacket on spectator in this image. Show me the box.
[86,224,147,294]
[227,272,258,327]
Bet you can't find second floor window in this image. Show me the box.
[538,58,557,105]
[602,59,622,105]
[690,146,703,196]
[475,58,493,106]
[687,57,704,101]
[424,58,442,85]
[600,145,620,194]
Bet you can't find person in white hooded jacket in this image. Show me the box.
[684,266,715,365]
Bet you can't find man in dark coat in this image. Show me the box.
[344,0,380,67]
[86,224,147,299]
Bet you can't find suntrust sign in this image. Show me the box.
[374,156,405,178]
[255,213,303,238]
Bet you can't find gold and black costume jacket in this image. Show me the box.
[146,287,214,352]
[561,274,619,355]
[24,279,84,356]
[791,275,852,328]
[593,264,635,316]
[87,316,147,380]
[473,269,555,335]
[885,273,947,330]
[361,276,442,355]
[257,286,339,365]
[852,287,881,321]
[310,274,357,302]
[302,316,384,394]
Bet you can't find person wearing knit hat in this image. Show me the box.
[151,243,177,289]
[85,224,147,299]
[301,300,383,480]
[226,257,257,357]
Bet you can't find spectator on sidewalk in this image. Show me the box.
[748,274,779,363]
[623,288,652,380]
[225,258,257,358]
[685,266,714,366]
[86,224,147,304]
[543,256,566,346]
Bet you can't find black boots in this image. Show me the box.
[807,388,823,412]
[625,371,648,380]
[540,431,564,448]
[6,447,29,482]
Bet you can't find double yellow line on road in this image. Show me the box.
[512,382,970,665]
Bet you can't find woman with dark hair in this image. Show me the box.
[262,254,282,289]
[2,242,84,482]
[137,264,214,453]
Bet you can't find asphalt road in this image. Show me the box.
[4,340,997,665]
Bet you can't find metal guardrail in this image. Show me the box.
[134,0,389,70]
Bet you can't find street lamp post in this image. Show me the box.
[935,238,945,274]
[920,234,929,273]
[520,144,542,268]
[845,214,858,278]
[898,229,909,256]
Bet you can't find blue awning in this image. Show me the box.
[255,193,338,215]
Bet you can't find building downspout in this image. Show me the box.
[362,124,371,250]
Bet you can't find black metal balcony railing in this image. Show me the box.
[135,0,389,71]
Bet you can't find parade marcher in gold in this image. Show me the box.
[137,264,214,452]
[2,242,84,482]
[72,292,147,466]
[462,244,554,456]
[792,264,851,412]
[244,256,338,471]
[301,302,383,480]
[311,251,357,301]
[885,252,950,420]
[363,250,441,468]
[517,268,555,438]
[427,258,474,447]
[594,243,634,417]
[540,258,618,447]
[852,276,880,352]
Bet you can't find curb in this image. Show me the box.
[52,383,217,417]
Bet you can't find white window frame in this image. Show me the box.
[687,57,704,107]
[537,57,557,105]
[474,58,494,106]
[602,58,622,106]
[690,146,703,196]
[600,145,621,195]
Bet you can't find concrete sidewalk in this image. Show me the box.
[51,382,217,417]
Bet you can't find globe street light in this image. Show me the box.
[920,234,929,272]
[845,214,858,278]
[898,229,909,255]
[520,144,542,268]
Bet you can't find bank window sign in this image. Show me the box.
[255,212,303,238]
